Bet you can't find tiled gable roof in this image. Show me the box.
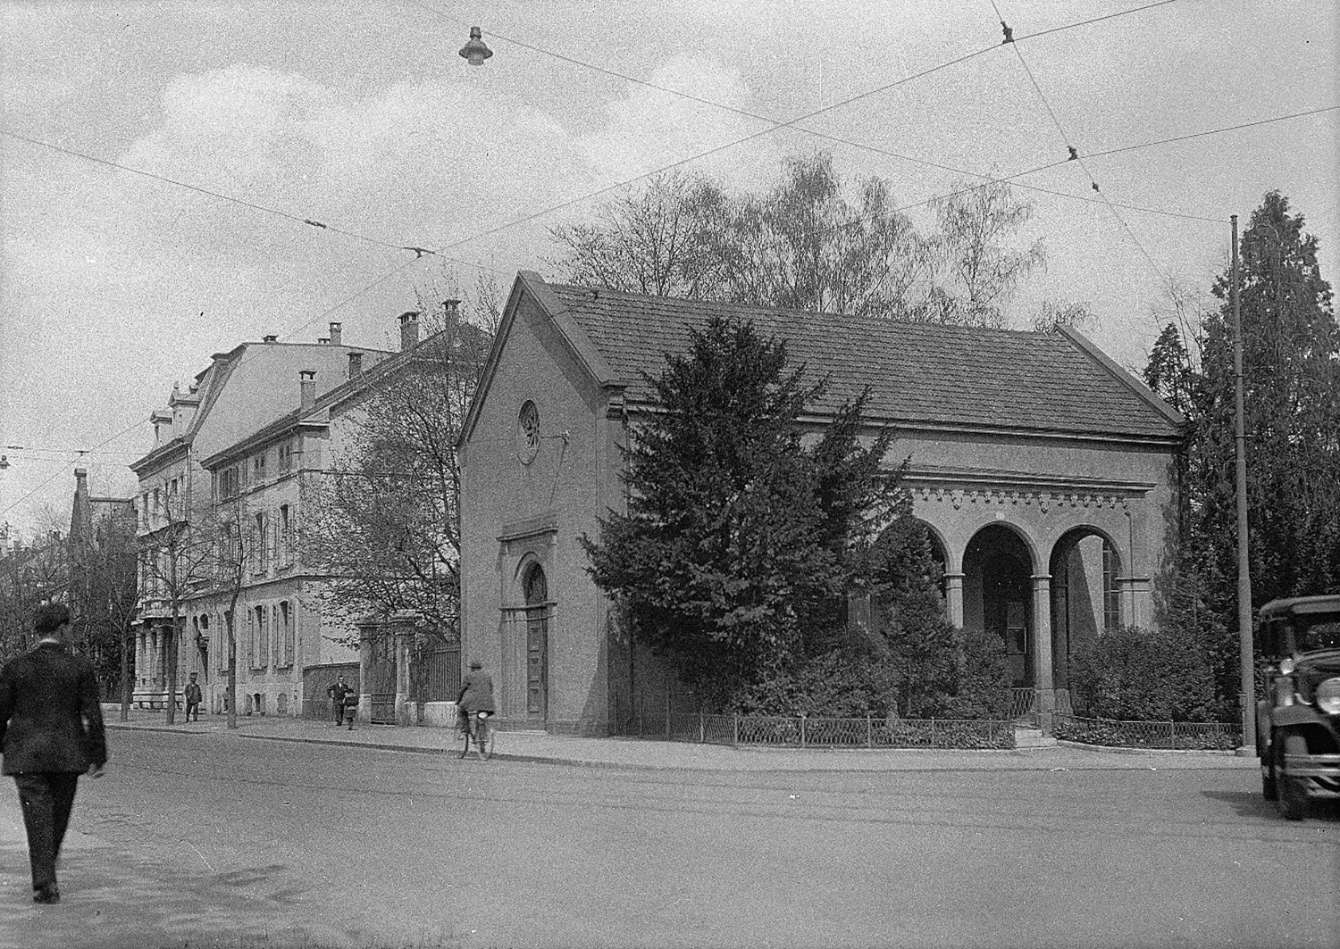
[548,283,1181,440]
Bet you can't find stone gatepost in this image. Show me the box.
[392,612,417,726]
[356,621,376,724]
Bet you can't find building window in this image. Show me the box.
[253,604,268,670]
[253,451,266,482]
[279,504,292,565]
[278,600,294,667]
[278,441,293,474]
[1102,542,1121,633]
[252,513,268,574]
[219,466,240,500]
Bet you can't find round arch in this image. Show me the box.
[514,558,550,724]
[1048,526,1123,696]
[962,523,1039,688]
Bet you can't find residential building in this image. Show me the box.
[128,324,390,710]
[457,273,1184,736]
[193,306,479,721]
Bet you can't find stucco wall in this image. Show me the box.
[461,289,626,734]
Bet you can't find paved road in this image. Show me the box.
[1,729,1335,949]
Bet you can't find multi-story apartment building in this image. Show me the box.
[129,323,390,709]
[191,309,457,718]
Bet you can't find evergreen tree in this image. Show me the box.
[1149,192,1340,706]
[1194,192,1340,608]
[582,317,894,706]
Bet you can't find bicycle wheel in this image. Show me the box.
[458,720,471,759]
[474,715,491,761]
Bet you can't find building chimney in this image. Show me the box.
[348,352,364,379]
[263,334,278,343]
[329,321,342,345]
[399,311,420,351]
[443,299,461,320]
[71,468,92,546]
[299,370,316,409]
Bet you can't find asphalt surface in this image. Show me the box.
[0,725,1335,949]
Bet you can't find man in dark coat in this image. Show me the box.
[0,602,107,904]
[327,675,353,726]
[184,672,203,722]
[456,659,496,732]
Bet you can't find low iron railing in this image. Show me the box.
[1052,713,1239,751]
[1010,688,1038,726]
[621,711,1015,750]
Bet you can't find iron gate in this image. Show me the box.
[367,632,397,724]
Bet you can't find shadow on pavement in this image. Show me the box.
[1201,788,1340,822]
[0,839,411,949]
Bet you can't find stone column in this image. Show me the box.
[943,573,965,628]
[135,631,146,688]
[1030,574,1056,732]
[356,623,374,724]
[393,614,416,726]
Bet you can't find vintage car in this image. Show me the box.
[1255,594,1340,820]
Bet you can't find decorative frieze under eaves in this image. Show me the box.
[903,468,1154,513]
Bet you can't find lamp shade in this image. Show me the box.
[459,26,492,66]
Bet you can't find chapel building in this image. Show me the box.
[458,272,1183,735]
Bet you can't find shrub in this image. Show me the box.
[731,648,900,716]
[939,626,1011,719]
[1069,624,1218,721]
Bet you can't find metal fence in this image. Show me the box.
[621,711,1015,750]
[1009,688,1038,726]
[1052,713,1240,751]
[418,645,460,703]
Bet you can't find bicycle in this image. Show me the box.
[459,709,494,760]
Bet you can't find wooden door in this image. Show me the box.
[523,566,549,723]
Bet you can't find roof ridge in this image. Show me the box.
[548,282,1060,340]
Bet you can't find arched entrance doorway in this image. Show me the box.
[963,525,1034,688]
[1049,528,1121,699]
[522,563,549,724]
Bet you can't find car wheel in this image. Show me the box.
[1275,733,1308,821]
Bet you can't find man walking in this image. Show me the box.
[327,675,353,726]
[184,672,203,723]
[0,603,107,904]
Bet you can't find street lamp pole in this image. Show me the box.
[1231,213,1256,754]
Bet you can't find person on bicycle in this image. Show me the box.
[456,659,495,733]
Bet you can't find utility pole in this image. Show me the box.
[1231,213,1256,753]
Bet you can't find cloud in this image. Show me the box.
[579,55,782,190]
[2,52,778,530]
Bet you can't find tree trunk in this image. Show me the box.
[226,604,239,729]
[165,611,179,726]
[119,621,131,723]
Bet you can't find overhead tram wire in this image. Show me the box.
[0,252,429,523]
[1084,105,1339,161]
[0,127,506,279]
[990,0,1173,284]
[408,0,1211,246]
[411,33,1003,255]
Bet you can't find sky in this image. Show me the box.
[1,0,1337,538]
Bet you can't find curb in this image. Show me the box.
[107,722,1254,772]
[1054,738,1242,757]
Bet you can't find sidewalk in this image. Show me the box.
[103,706,1256,773]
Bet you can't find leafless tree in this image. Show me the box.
[303,286,495,649]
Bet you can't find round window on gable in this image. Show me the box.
[517,400,540,464]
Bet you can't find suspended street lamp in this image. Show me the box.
[459,27,492,66]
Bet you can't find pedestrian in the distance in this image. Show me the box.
[183,672,202,723]
[0,602,108,905]
[327,675,353,726]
